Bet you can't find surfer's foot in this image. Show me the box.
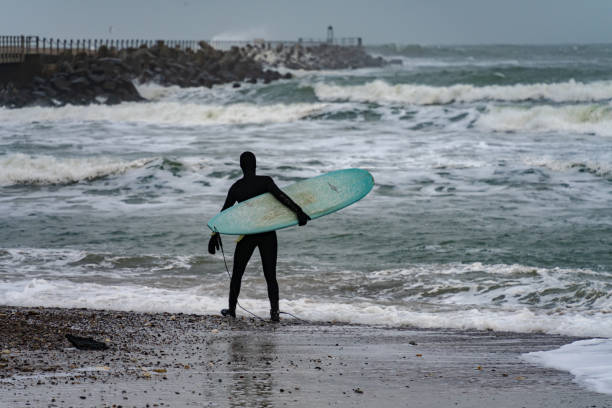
[270,309,280,323]
[221,308,236,318]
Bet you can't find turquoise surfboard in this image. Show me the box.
[208,168,374,235]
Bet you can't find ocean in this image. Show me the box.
[1,44,611,338]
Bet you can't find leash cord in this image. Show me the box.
[216,231,266,321]
[214,230,308,324]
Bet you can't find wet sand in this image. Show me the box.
[1,306,611,407]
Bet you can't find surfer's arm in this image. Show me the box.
[220,186,237,211]
[266,177,310,226]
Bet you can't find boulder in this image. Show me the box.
[102,80,116,91]
[51,76,71,92]
[1,38,289,107]
[70,76,90,87]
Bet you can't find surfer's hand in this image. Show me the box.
[208,232,220,254]
[297,210,311,226]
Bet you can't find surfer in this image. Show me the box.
[208,151,310,322]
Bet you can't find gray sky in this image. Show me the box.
[2,0,612,45]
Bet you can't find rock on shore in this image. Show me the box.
[242,43,388,70]
[0,41,291,108]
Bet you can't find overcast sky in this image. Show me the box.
[2,0,612,45]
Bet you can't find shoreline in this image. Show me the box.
[1,305,611,407]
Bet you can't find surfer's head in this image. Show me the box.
[240,151,256,175]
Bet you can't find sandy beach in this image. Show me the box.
[0,306,610,408]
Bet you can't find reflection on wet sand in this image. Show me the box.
[227,334,276,407]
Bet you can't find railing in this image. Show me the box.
[302,37,362,47]
[0,36,34,63]
[30,38,200,55]
[1,35,364,64]
[207,40,303,51]
[0,36,202,63]
[209,37,362,51]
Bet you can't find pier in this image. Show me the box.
[0,35,363,64]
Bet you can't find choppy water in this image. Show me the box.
[1,44,611,337]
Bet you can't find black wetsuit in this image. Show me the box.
[220,174,305,312]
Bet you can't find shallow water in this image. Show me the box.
[1,44,611,336]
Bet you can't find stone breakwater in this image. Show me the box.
[0,42,390,108]
[0,41,290,108]
[243,43,389,70]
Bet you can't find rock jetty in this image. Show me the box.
[0,41,390,108]
[243,43,388,70]
[0,41,290,108]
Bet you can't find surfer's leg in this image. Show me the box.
[259,232,279,319]
[229,236,257,311]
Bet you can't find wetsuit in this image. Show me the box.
[220,174,306,312]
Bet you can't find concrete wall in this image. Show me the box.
[0,55,43,86]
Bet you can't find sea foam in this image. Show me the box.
[313,79,612,105]
[0,153,152,185]
[522,156,611,178]
[525,339,612,395]
[0,102,326,126]
[2,276,612,338]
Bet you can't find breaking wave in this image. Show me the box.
[476,104,612,136]
[136,83,184,101]
[2,277,612,338]
[2,250,611,337]
[0,153,152,185]
[313,79,612,105]
[0,102,327,126]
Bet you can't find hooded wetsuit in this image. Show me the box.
[216,152,308,314]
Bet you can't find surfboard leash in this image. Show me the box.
[213,229,309,324]
[214,230,266,322]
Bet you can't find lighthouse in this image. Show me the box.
[327,25,334,44]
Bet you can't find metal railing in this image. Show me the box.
[0,36,202,63]
[208,40,297,51]
[0,36,33,63]
[1,35,364,64]
[30,38,201,55]
[208,37,362,51]
[302,37,362,47]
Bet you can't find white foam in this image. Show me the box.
[477,104,612,137]
[313,79,612,105]
[522,156,611,177]
[0,102,327,126]
[525,338,612,395]
[134,82,246,105]
[0,279,227,315]
[135,83,183,101]
[2,277,612,338]
[0,153,152,185]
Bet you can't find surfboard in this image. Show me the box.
[208,168,374,235]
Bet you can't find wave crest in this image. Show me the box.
[313,79,612,105]
[477,104,612,136]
